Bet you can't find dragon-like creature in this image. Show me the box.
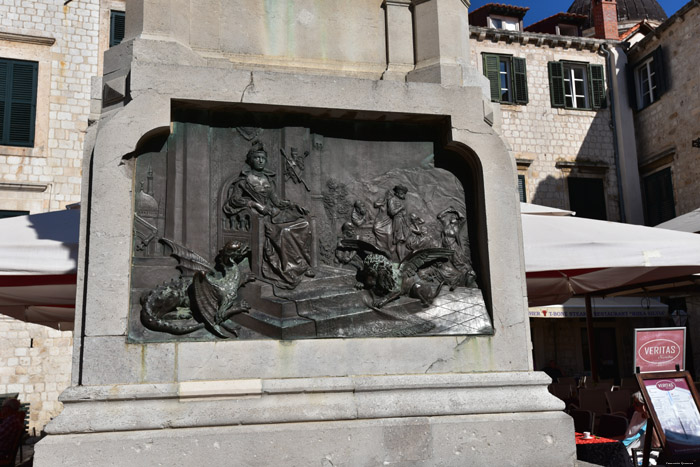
[140,239,254,338]
[340,239,453,309]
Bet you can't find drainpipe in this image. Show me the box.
[600,43,626,223]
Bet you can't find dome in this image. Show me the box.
[567,0,667,30]
[136,189,159,218]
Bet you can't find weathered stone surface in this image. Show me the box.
[38,411,574,467]
[47,372,562,434]
[0,316,72,433]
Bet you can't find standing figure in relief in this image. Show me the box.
[223,143,314,289]
[373,185,410,261]
[432,206,477,288]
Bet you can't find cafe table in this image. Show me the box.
[575,432,634,467]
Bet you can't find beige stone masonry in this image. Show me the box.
[0,316,72,433]
[470,28,620,220]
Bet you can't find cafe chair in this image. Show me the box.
[570,409,594,433]
[605,389,631,416]
[0,416,24,467]
[578,388,608,415]
[590,381,614,392]
[557,377,577,386]
[595,414,628,440]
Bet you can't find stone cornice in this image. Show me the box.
[0,32,55,46]
[470,26,617,51]
[383,0,411,6]
[0,182,48,192]
[516,158,533,169]
[555,160,609,174]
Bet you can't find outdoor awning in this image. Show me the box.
[521,203,700,306]
[655,207,700,234]
[528,296,668,319]
[0,209,79,330]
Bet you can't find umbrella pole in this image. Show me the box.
[585,295,599,383]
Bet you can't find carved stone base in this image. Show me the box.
[35,373,576,466]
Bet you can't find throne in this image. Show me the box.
[218,175,265,277]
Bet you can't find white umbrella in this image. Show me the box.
[521,202,700,382]
[521,203,700,306]
[656,207,700,234]
[0,209,79,330]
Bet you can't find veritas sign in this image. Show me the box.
[635,327,686,373]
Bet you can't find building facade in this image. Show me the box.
[627,1,700,225]
[0,0,123,433]
[468,0,690,381]
[626,0,700,377]
[469,26,621,222]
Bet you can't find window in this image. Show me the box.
[567,177,607,220]
[482,54,528,105]
[556,24,579,37]
[637,58,656,107]
[564,64,589,108]
[630,47,666,110]
[643,167,675,226]
[0,58,38,147]
[517,175,526,202]
[489,16,520,31]
[548,61,605,110]
[110,10,126,47]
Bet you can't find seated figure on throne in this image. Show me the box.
[223,142,314,289]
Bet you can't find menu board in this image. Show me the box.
[640,373,700,459]
[634,327,685,373]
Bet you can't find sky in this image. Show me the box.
[468,0,689,26]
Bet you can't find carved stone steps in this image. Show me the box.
[236,265,440,339]
[240,266,357,319]
[299,295,429,338]
[233,309,316,340]
[271,266,358,299]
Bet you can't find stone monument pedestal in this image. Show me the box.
[36,0,576,465]
[39,373,572,466]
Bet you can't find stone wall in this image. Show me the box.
[470,30,620,221]
[0,316,73,433]
[0,0,100,213]
[629,2,700,218]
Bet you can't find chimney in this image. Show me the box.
[592,0,619,40]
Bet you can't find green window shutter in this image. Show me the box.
[110,11,126,47]
[482,54,501,102]
[548,61,565,108]
[652,46,666,97]
[0,59,37,147]
[0,62,6,143]
[589,64,606,109]
[9,61,37,145]
[517,174,526,202]
[512,57,528,105]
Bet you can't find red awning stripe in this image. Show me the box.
[0,274,77,287]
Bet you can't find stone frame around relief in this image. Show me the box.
[127,104,492,343]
